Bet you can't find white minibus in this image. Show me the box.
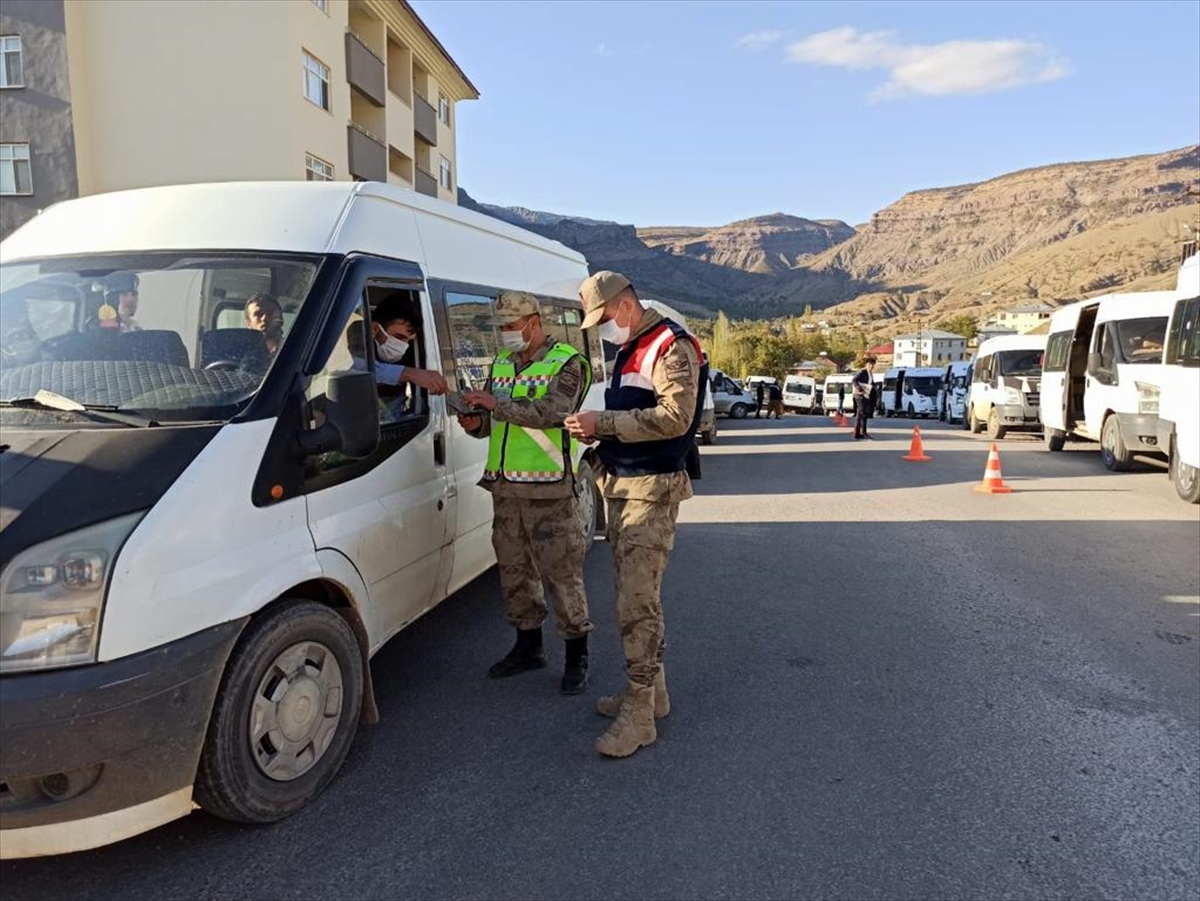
[783,375,817,413]
[822,374,854,415]
[1154,252,1200,502]
[966,335,1047,439]
[939,361,972,423]
[0,181,609,857]
[1041,289,1174,469]
[880,367,941,418]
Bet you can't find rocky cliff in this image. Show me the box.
[638,214,855,275]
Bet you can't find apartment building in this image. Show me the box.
[893,330,970,367]
[0,1,80,238]
[0,0,478,238]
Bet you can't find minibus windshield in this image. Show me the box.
[906,376,940,396]
[0,252,320,423]
[997,350,1044,377]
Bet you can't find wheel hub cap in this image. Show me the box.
[250,641,344,782]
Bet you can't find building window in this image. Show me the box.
[311,0,328,11]
[0,143,32,194]
[303,51,331,111]
[0,35,22,88]
[439,155,452,190]
[305,153,334,182]
[438,93,451,126]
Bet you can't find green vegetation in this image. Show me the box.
[934,314,979,340]
[692,312,869,381]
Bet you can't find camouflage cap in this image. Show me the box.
[489,290,539,326]
[579,271,631,329]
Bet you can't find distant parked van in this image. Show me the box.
[783,375,817,413]
[939,361,972,423]
[822,374,853,414]
[881,367,941,418]
[1153,252,1199,502]
[1041,289,1174,469]
[967,335,1047,439]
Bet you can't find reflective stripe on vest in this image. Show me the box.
[484,342,590,483]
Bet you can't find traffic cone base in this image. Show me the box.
[902,426,932,462]
[975,442,1012,493]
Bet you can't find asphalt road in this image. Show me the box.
[3,415,1198,901]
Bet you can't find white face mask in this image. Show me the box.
[500,330,530,352]
[377,334,409,363]
[598,303,631,346]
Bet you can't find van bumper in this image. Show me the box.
[1116,412,1163,454]
[0,619,244,857]
[995,404,1042,430]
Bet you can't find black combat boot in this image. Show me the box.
[487,628,547,679]
[561,635,590,695]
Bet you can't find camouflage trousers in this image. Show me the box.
[492,495,593,640]
[606,497,680,687]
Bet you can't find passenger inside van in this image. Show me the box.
[243,293,286,357]
[344,294,447,419]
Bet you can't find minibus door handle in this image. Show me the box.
[434,431,446,466]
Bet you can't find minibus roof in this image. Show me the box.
[1,181,586,270]
[1049,290,1176,330]
[976,333,1049,356]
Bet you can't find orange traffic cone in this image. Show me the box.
[974,443,1012,493]
[902,426,932,462]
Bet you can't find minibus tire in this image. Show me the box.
[1173,443,1200,504]
[987,410,1007,441]
[1045,429,1066,452]
[195,600,364,824]
[1100,414,1132,472]
[969,409,983,434]
[730,404,749,420]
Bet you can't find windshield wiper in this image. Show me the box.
[0,390,159,427]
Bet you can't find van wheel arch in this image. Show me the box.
[268,580,378,725]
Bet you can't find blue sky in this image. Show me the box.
[413,0,1200,227]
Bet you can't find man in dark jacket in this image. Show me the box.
[853,355,878,440]
[755,381,765,419]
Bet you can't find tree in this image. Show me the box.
[935,314,978,340]
[803,303,814,318]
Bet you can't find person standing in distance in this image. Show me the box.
[853,354,878,440]
[565,271,707,758]
[458,291,595,694]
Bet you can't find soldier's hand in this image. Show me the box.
[462,391,497,411]
[457,413,483,432]
[565,411,598,439]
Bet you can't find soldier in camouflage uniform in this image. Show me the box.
[459,291,595,694]
[566,271,706,758]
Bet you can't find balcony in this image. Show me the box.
[346,31,385,107]
[348,124,387,182]
[415,166,438,198]
[414,93,438,146]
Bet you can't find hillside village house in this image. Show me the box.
[0,0,478,238]
[893,330,969,367]
[975,322,1020,345]
[867,342,894,368]
[987,302,1056,334]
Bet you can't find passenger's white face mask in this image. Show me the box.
[598,302,631,346]
[377,334,409,363]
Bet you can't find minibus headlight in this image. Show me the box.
[1003,387,1023,405]
[0,513,143,674]
[1135,381,1160,416]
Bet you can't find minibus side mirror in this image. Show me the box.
[299,370,380,459]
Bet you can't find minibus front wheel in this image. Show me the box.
[1100,414,1133,472]
[194,600,364,823]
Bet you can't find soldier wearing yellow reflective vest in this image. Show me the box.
[458,291,595,694]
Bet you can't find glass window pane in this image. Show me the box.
[0,162,15,194]
[15,159,32,193]
[445,291,497,391]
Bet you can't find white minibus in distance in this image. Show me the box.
[822,374,854,415]
[880,367,941,418]
[783,375,817,413]
[0,181,610,858]
[939,361,972,423]
[966,335,1047,439]
[1154,252,1200,502]
[1040,289,1174,469]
